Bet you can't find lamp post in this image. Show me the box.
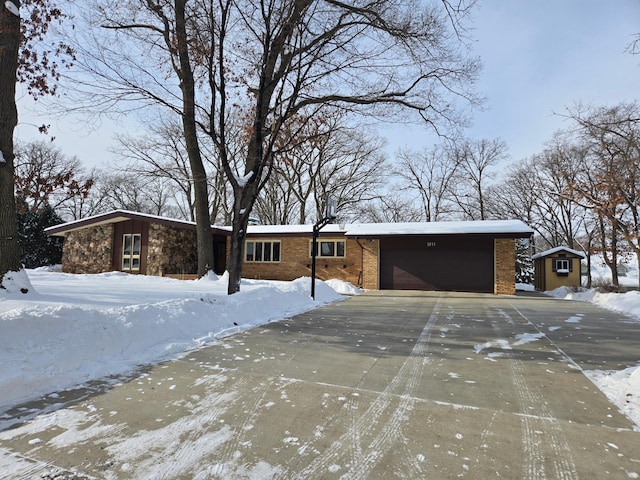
[311,197,337,300]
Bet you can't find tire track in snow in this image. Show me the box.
[212,377,271,477]
[284,299,441,480]
[492,308,578,480]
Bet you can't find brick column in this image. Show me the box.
[494,238,516,295]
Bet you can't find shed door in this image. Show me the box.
[379,237,494,293]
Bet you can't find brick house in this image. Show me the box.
[46,210,533,294]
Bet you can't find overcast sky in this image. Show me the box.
[14,0,640,168]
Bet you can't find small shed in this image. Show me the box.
[532,246,586,291]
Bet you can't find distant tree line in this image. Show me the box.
[15,100,640,291]
[5,1,638,293]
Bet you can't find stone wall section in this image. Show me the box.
[494,238,516,295]
[242,236,372,287]
[62,224,114,274]
[146,223,198,277]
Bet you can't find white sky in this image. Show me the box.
[13,0,640,168]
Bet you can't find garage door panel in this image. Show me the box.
[380,246,494,293]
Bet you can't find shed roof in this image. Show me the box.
[532,246,586,260]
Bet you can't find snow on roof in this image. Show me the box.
[344,219,534,237]
[46,210,533,239]
[45,209,231,236]
[247,219,534,237]
[246,224,345,235]
[532,246,586,260]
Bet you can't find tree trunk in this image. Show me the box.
[175,0,214,277]
[0,2,23,284]
[227,187,254,295]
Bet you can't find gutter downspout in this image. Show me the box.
[356,237,364,287]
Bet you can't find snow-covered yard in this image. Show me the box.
[0,268,349,421]
[0,265,639,431]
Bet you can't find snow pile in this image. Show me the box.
[0,269,32,295]
[546,287,640,319]
[585,366,640,429]
[324,279,363,295]
[0,270,344,415]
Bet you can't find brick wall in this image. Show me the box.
[359,238,379,290]
[242,236,372,286]
[62,224,114,274]
[494,238,516,295]
[147,223,198,276]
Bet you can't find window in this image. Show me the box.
[553,258,571,276]
[310,240,346,258]
[245,240,281,263]
[122,234,141,271]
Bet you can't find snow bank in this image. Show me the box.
[546,287,640,319]
[324,279,363,295]
[585,365,640,429]
[0,270,343,414]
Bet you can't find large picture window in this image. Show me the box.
[122,234,141,270]
[245,240,281,263]
[310,240,346,258]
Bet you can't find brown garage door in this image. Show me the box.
[379,236,494,293]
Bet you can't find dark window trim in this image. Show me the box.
[310,239,346,258]
[245,240,281,263]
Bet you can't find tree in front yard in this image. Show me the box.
[0,0,73,289]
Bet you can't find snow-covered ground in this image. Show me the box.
[0,268,353,421]
[0,264,638,432]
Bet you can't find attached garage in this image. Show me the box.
[380,236,495,292]
[346,220,534,294]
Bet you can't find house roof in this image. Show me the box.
[532,246,586,260]
[44,210,230,237]
[245,224,345,236]
[343,219,534,238]
[45,210,534,240]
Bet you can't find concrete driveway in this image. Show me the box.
[1,291,639,479]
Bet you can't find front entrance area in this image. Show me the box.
[379,236,494,292]
[113,220,149,274]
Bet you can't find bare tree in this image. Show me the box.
[70,0,480,293]
[450,138,507,220]
[14,141,93,214]
[567,102,640,289]
[1,0,73,285]
[357,195,423,223]
[394,144,459,221]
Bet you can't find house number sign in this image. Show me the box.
[426,242,437,247]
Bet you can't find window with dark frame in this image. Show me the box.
[553,258,571,276]
[245,240,281,263]
[310,240,346,258]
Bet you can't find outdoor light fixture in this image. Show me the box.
[311,197,337,300]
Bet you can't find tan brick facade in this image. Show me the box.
[147,224,198,277]
[494,238,516,295]
[52,212,525,294]
[62,224,114,274]
[241,236,376,287]
[359,238,379,290]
